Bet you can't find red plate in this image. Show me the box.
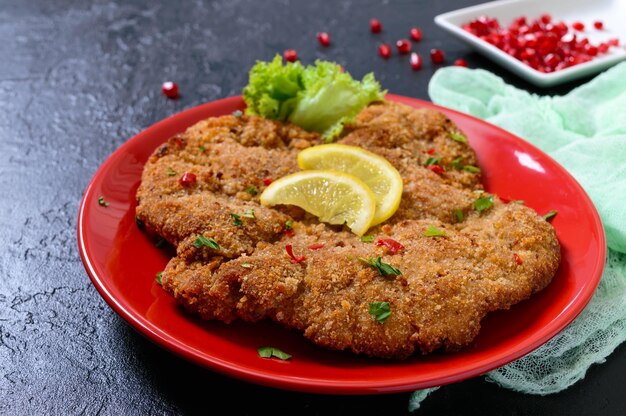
[77,95,605,394]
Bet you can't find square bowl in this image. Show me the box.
[435,0,626,87]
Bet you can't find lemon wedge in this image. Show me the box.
[297,144,403,225]
[260,170,376,236]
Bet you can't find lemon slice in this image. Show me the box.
[297,144,403,225]
[260,170,376,236]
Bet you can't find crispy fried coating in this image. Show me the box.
[136,102,561,359]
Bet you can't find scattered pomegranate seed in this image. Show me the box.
[572,21,585,31]
[308,243,325,250]
[540,14,551,24]
[378,43,392,59]
[317,32,331,46]
[608,38,619,46]
[370,18,382,33]
[283,49,298,62]
[409,52,423,70]
[594,21,604,30]
[396,39,411,54]
[409,27,423,41]
[426,148,436,155]
[179,172,197,187]
[285,244,306,264]
[514,253,523,265]
[283,229,295,238]
[454,58,468,67]
[262,178,273,186]
[161,81,179,99]
[375,238,405,254]
[430,48,445,64]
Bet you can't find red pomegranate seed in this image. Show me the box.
[594,21,604,30]
[598,43,609,53]
[426,148,436,154]
[308,243,325,250]
[454,58,468,67]
[572,21,585,31]
[514,253,523,265]
[161,81,179,99]
[608,38,619,46]
[284,49,298,62]
[370,18,382,33]
[430,48,445,64]
[396,39,411,54]
[179,172,197,187]
[409,52,422,70]
[317,32,331,46]
[374,238,405,254]
[378,43,392,59]
[283,229,295,238]
[410,27,423,41]
[540,14,551,24]
[262,178,273,186]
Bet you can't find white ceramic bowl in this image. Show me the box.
[435,0,626,87]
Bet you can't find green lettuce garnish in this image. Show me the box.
[243,55,386,142]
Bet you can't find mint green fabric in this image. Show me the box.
[409,63,626,412]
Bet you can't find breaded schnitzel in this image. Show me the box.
[135,102,560,359]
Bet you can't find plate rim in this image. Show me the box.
[77,94,606,394]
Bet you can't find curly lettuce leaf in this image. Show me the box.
[243,56,386,141]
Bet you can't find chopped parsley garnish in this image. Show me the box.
[155,237,166,248]
[246,186,258,196]
[361,235,375,243]
[424,157,441,167]
[455,209,464,223]
[97,196,109,207]
[199,145,206,152]
[452,157,463,170]
[463,165,480,173]
[474,195,494,213]
[284,219,294,230]
[369,301,391,323]
[241,263,253,269]
[243,209,256,219]
[359,257,402,277]
[424,226,446,237]
[543,210,558,222]
[230,213,243,226]
[135,215,144,229]
[166,167,176,176]
[232,110,243,117]
[193,235,220,250]
[155,272,163,285]
[450,132,468,144]
[257,346,291,360]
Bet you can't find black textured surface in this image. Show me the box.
[2,0,624,415]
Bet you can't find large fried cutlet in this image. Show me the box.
[135,101,560,359]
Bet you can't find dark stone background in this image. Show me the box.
[1,0,624,414]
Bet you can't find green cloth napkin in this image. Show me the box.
[409,63,626,411]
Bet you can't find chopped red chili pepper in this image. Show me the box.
[286,244,306,264]
[375,238,405,254]
[263,178,273,186]
[428,165,445,174]
[426,148,436,155]
[179,172,197,187]
[308,243,325,250]
[513,253,523,265]
[283,229,295,238]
